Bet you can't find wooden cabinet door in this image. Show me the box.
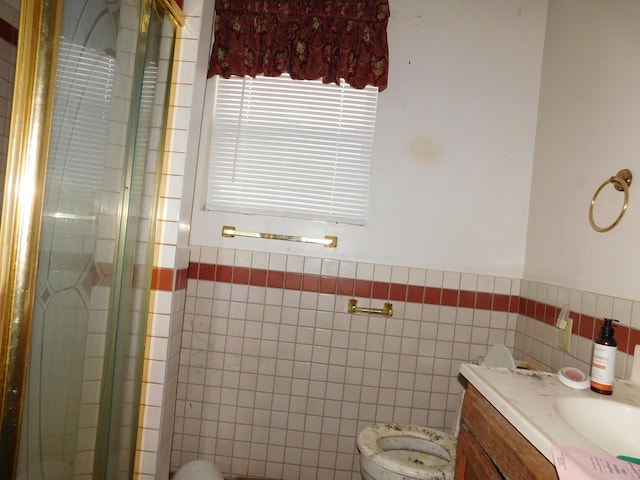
[455,425,504,480]
[456,384,558,480]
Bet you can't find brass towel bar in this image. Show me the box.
[348,299,393,317]
[222,226,338,248]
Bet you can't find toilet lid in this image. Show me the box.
[172,460,224,480]
[483,344,516,369]
[357,423,457,479]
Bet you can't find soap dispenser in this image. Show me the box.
[590,318,619,395]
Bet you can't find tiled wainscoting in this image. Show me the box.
[171,247,520,479]
[0,12,18,214]
[515,280,639,378]
[167,246,640,480]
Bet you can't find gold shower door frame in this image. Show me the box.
[0,0,184,478]
[0,1,64,477]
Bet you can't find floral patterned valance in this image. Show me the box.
[208,0,391,91]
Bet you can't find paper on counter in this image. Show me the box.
[553,444,640,479]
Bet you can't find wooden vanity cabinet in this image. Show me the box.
[454,384,559,480]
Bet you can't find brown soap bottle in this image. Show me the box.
[590,318,619,395]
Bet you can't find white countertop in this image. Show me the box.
[459,363,640,462]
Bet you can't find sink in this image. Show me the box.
[459,364,640,462]
[554,397,640,457]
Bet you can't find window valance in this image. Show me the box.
[208,0,390,91]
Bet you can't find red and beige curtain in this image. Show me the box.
[208,0,391,91]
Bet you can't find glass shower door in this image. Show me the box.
[0,1,180,479]
[96,5,178,478]
[16,5,119,475]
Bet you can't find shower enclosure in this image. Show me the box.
[0,0,183,478]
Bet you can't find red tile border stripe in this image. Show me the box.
[153,263,640,355]
[181,262,521,312]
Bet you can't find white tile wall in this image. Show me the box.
[136,0,206,477]
[0,0,17,215]
[170,246,519,479]
[155,248,640,480]
[515,279,636,380]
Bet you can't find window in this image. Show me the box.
[202,74,379,226]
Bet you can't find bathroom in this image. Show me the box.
[1,0,640,479]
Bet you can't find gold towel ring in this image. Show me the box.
[589,169,632,232]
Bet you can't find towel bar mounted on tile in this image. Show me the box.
[589,169,632,233]
[222,226,338,248]
[348,299,393,317]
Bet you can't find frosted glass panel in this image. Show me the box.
[17,2,121,478]
[13,0,177,479]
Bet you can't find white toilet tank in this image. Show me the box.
[172,460,224,480]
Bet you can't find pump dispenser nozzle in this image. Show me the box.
[601,318,619,338]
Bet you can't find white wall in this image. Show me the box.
[524,0,640,300]
[189,0,548,280]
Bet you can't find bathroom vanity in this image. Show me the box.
[455,363,640,480]
[455,383,557,479]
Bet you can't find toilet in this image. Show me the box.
[356,345,516,480]
[358,424,457,480]
[172,460,224,480]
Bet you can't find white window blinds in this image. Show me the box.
[205,74,378,225]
